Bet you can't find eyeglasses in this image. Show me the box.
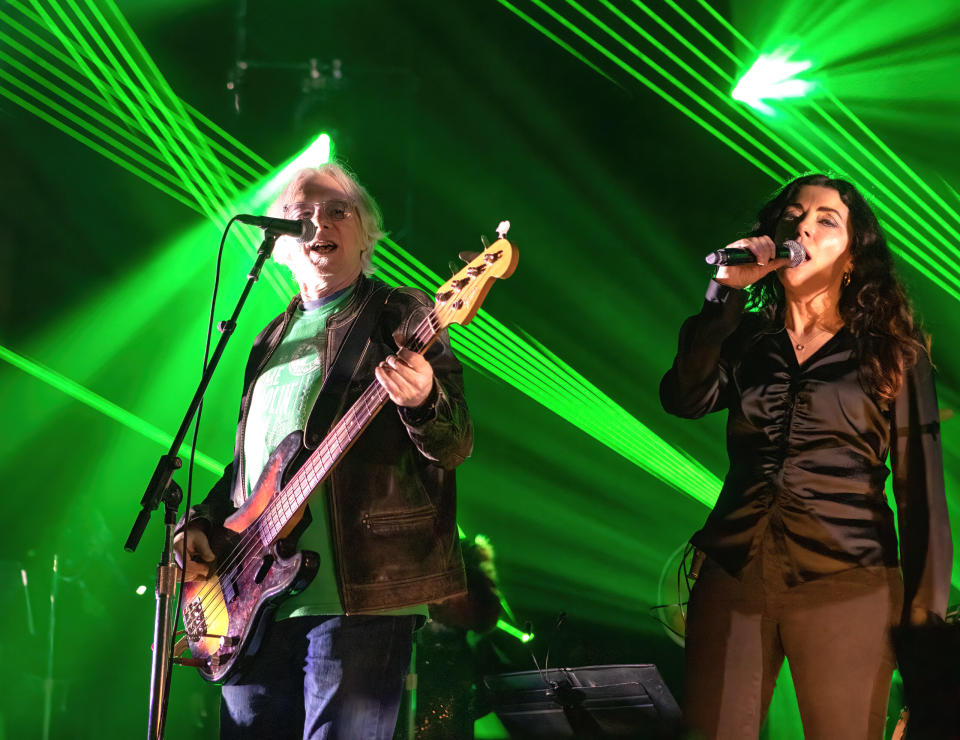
[283,200,353,222]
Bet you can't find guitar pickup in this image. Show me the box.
[221,569,241,603]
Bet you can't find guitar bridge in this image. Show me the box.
[205,634,239,649]
[209,650,235,668]
[184,599,207,641]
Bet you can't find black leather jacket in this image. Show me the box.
[188,275,471,612]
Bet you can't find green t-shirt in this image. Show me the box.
[243,288,426,618]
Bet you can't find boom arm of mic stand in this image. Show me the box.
[125,232,278,552]
[124,230,279,740]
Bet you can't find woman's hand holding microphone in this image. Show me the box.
[713,236,793,289]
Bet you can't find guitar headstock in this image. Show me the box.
[433,234,518,329]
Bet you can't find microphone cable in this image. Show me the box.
[170,216,239,667]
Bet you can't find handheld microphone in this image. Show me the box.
[236,214,317,243]
[705,239,806,268]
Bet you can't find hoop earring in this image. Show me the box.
[841,271,851,288]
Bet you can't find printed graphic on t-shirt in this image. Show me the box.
[244,310,333,498]
[288,338,324,377]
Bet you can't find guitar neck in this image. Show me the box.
[257,308,441,544]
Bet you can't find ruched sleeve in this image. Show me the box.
[889,350,952,621]
[660,280,748,419]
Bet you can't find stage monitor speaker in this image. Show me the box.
[483,663,681,739]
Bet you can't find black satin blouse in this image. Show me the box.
[660,281,952,619]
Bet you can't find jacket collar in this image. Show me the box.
[283,274,381,326]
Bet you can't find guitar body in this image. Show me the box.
[180,431,318,683]
[177,234,517,683]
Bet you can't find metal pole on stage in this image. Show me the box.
[41,554,58,740]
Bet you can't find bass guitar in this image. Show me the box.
[174,230,517,683]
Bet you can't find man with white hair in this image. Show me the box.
[175,162,472,739]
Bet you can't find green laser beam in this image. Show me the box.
[31,0,221,217]
[563,0,960,279]
[703,1,960,256]
[496,619,534,642]
[3,3,262,186]
[3,0,313,299]
[494,0,622,86]
[0,344,225,475]
[495,0,960,302]
[0,34,198,202]
[4,0,726,508]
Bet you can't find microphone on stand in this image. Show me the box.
[236,214,317,243]
[705,239,806,268]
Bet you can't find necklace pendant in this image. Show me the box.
[795,343,804,351]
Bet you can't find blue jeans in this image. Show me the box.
[220,614,418,740]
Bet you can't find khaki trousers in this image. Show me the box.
[684,535,903,739]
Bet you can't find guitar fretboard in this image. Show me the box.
[256,309,440,545]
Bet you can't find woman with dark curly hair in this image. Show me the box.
[660,174,952,738]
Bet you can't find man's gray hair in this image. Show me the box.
[268,162,384,276]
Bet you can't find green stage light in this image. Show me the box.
[0,344,224,474]
[495,0,620,85]
[248,133,333,210]
[732,50,814,115]
[4,0,724,512]
[494,0,960,303]
[496,619,535,643]
[0,132,339,468]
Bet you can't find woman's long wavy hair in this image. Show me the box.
[745,173,926,402]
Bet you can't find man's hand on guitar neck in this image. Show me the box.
[375,348,435,409]
[172,526,217,581]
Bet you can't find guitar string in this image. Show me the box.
[185,316,437,633]
[189,269,496,642]
[188,251,501,631]
[230,257,498,570]
[229,261,494,566]
[185,267,492,636]
[187,310,437,624]
[188,290,459,630]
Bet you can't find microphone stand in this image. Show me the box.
[124,230,280,740]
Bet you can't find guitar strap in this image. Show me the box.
[303,282,396,449]
[282,283,395,545]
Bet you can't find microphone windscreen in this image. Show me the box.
[297,219,317,244]
[783,239,806,267]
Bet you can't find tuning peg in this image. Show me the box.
[448,261,460,275]
[480,235,490,248]
[496,220,510,239]
[459,250,480,263]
